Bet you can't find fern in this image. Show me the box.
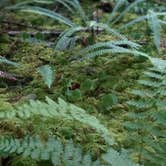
[0,97,115,145]
[0,56,18,67]
[55,26,84,50]
[147,10,161,51]
[0,135,101,166]
[37,65,55,88]
[108,0,127,23]
[0,98,142,166]
[110,0,145,25]
[0,135,141,166]
[102,148,141,166]
[12,6,75,27]
[122,10,166,51]
[79,40,148,60]
[124,60,166,165]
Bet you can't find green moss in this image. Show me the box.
[11,156,38,166]
[0,99,13,112]
[0,43,11,55]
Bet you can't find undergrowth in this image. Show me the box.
[0,0,166,166]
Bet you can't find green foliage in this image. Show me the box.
[37,65,55,88]
[108,0,145,25]
[122,10,166,51]
[100,93,118,111]
[124,61,166,166]
[0,56,18,67]
[0,135,140,166]
[0,97,140,166]
[0,136,101,166]
[80,40,149,60]
[102,148,140,166]
[9,0,147,59]
[0,97,114,145]
[1,1,166,166]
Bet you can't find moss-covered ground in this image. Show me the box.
[0,1,166,165]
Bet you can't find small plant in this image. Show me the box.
[37,65,55,88]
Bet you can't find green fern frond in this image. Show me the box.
[127,99,153,109]
[0,136,101,166]
[93,22,127,40]
[80,44,148,60]
[137,80,161,88]
[143,71,163,79]
[108,0,127,23]
[80,40,141,54]
[65,0,87,23]
[0,56,19,67]
[121,15,148,29]
[102,148,141,166]
[111,0,145,25]
[148,10,161,51]
[0,97,114,145]
[130,89,155,98]
[55,26,84,50]
[37,65,55,88]
[125,64,166,166]
[16,6,75,27]
[121,10,165,51]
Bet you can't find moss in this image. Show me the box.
[0,99,13,112]
[11,156,38,166]
[0,43,11,55]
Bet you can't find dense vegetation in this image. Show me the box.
[0,0,166,166]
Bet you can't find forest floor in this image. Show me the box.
[0,1,166,166]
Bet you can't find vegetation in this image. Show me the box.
[0,0,166,166]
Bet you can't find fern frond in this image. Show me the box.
[55,26,84,50]
[127,99,153,109]
[126,65,166,165]
[130,89,155,98]
[65,0,87,23]
[80,40,141,54]
[17,6,75,27]
[92,22,127,40]
[143,71,163,80]
[108,0,127,23]
[0,97,114,145]
[148,10,161,51]
[102,148,140,166]
[0,136,101,166]
[121,15,148,29]
[0,56,18,67]
[80,44,148,60]
[111,0,145,25]
[137,80,161,88]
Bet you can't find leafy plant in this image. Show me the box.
[124,59,166,165]
[0,136,101,166]
[0,97,115,145]
[0,97,140,166]
[9,0,147,59]
[37,65,55,88]
[107,0,145,25]
[122,10,166,51]
[0,135,141,166]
